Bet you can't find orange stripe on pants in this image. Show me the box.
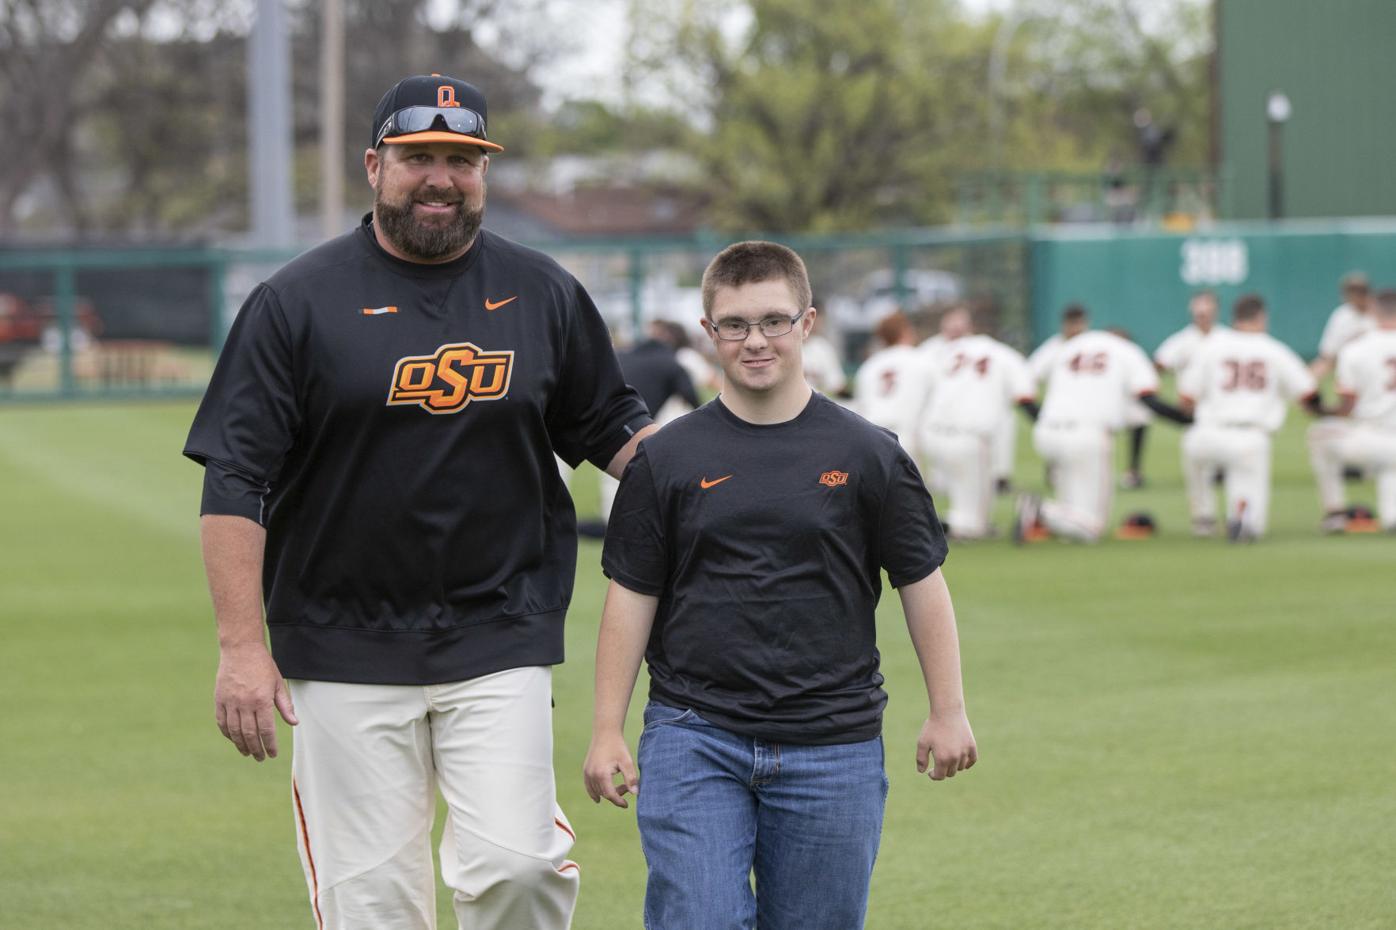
[293,779,325,930]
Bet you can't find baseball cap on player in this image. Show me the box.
[1113,511,1157,540]
[371,73,504,152]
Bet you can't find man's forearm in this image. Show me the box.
[593,582,659,732]
[201,514,268,647]
[898,569,967,713]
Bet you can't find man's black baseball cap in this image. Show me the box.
[371,73,503,152]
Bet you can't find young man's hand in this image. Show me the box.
[583,731,640,807]
[916,710,977,781]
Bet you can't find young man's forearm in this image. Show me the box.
[592,581,659,732]
[898,568,967,712]
[584,581,659,806]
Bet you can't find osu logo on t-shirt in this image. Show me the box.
[820,470,849,487]
[386,342,514,414]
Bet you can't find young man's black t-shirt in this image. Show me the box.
[602,392,948,745]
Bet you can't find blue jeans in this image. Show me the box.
[636,701,888,930]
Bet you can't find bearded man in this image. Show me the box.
[184,73,654,930]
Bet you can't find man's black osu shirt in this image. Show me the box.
[185,217,650,684]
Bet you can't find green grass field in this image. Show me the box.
[1,401,1392,929]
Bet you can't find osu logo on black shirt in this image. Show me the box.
[386,342,514,414]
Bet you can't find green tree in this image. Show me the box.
[619,0,1211,232]
[0,0,156,235]
[631,0,978,233]
[986,0,1212,170]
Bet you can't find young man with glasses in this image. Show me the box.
[186,73,654,928]
[584,240,977,930]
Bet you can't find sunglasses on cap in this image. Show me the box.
[374,106,489,147]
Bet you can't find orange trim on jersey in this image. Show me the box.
[558,861,580,875]
[293,779,325,930]
[554,817,576,842]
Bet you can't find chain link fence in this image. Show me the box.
[0,229,1030,403]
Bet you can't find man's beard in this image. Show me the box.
[374,184,484,261]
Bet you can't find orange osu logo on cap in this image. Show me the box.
[387,341,513,414]
[819,470,849,487]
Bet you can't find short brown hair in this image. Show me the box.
[875,311,913,346]
[1062,303,1088,324]
[1232,293,1266,322]
[701,241,812,318]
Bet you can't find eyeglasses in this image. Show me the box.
[709,309,807,341]
[375,106,488,147]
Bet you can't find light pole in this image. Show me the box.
[1266,90,1291,220]
[320,0,345,241]
[249,0,295,248]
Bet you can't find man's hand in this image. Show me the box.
[215,642,298,761]
[583,731,639,808]
[916,709,978,781]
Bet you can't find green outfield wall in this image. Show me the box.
[1029,219,1396,357]
[5,220,1396,402]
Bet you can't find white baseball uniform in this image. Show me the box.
[1155,323,1228,373]
[914,334,956,491]
[1033,331,1158,541]
[990,342,1030,485]
[916,335,1034,538]
[1318,303,1377,361]
[1027,333,1064,387]
[924,332,1023,487]
[803,334,847,396]
[1178,329,1316,538]
[918,333,949,364]
[853,343,932,453]
[1307,329,1396,529]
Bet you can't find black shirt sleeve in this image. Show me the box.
[200,458,271,524]
[546,281,653,470]
[183,284,301,485]
[600,446,668,596]
[877,451,949,588]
